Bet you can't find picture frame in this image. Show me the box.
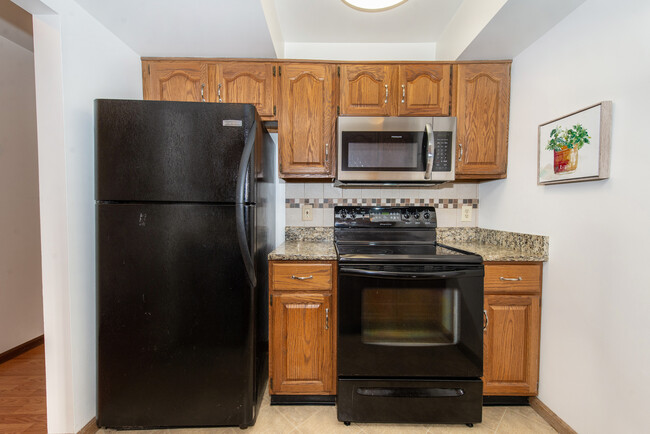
[538,101,612,185]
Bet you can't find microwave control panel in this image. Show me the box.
[432,131,453,172]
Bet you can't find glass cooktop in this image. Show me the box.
[336,242,483,263]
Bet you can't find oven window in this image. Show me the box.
[361,288,459,346]
[342,131,426,171]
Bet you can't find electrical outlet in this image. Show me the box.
[461,205,473,222]
[302,204,313,221]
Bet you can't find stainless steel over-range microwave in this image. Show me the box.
[337,116,456,184]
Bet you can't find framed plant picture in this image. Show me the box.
[538,101,612,185]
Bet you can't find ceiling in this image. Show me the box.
[274,0,463,43]
[71,0,586,60]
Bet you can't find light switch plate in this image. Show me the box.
[302,204,313,221]
[461,205,472,222]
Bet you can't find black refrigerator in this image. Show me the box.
[95,100,275,429]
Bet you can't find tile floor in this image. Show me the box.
[98,389,557,434]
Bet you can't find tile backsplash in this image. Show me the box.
[285,182,479,227]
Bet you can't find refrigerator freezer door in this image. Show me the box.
[95,99,257,203]
[97,203,260,428]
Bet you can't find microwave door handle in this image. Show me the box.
[424,123,434,180]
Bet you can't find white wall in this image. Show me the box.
[0,32,43,354]
[284,42,436,61]
[479,1,650,432]
[19,0,143,431]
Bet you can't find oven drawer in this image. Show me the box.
[337,378,483,424]
[484,263,542,294]
[272,262,333,291]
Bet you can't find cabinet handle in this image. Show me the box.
[325,143,329,162]
[500,276,523,281]
[200,84,205,102]
[325,308,329,330]
[483,310,488,331]
[384,84,389,104]
[458,143,463,161]
[401,84,405,103]
[291,275,313,280]
[218,83,222,102]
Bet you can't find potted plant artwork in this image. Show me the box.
[545,124,591,174]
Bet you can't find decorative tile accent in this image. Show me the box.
[285,198,479,209]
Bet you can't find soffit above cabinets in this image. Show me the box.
[71,0,587,60]
[73,0,277,58]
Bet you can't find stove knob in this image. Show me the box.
[413,212,420,219]
[403,211,410,219]
[339,209,347,218]
[350,212,356,219]
[423,212,431,219]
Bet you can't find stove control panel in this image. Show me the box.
[335,206,437,228]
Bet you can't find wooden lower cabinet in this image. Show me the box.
[483,262,542,396]
[269,261,336,396]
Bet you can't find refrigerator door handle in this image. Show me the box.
[236,120,257,287]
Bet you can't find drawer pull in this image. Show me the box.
[500,276,522,281]
[291,275,313,280]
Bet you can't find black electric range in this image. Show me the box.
[334,206,484,427]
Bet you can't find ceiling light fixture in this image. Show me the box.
[342,0,408,12]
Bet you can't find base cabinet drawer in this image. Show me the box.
[272,263,333,290]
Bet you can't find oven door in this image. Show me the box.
[338,263,484,378]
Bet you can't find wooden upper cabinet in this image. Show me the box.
[278,63,337,178]
[453,63,510,178]
[339,64,396,116]
[143,61,208,102]
[398,64,451,116]
[211,62,276,119]
[483,294,540,396]
[270,292,335,395]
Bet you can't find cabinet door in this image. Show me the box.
[270,292,334,395]
[143,61,208,102]
[454,63,510,178]
[483,294,540,395]
[339,64,397,116]
[278,63,337,178]
[398,64,451,116]
[215,62,276,119]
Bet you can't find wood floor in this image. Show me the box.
[0,344,47,433]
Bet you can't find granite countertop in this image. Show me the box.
[269,227,549,262]
[268,240,337,261]
[437,227,549,262]
[268,227,337,261]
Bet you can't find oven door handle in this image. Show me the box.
[339,267,483,279]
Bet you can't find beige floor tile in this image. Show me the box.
[495,408,557,434]
[246,406,297,434]
[274,404,327,426]
[358,422,429,433]
[296,406,362,434]
[504,406,550,426]
[427,423,494,433]
[480,406,506,431]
